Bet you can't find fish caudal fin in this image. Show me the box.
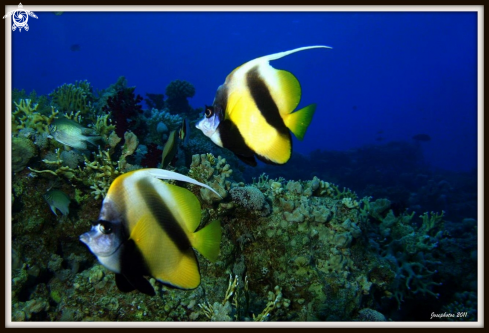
[85,135,102,147]
[283,104,316,141]
[191,219,222,262]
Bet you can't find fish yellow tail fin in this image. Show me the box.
[191,219,222,262]
[283,104,316,140]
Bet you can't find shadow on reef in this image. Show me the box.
[10,79,478,322]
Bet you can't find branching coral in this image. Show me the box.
[198,275,289,322]
[28,130,140,200]
[12,99,59,134]
[49,80,93,114]
[93,112,116,141]
[374,208,445,309]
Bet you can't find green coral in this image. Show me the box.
[12,136,37,173]
[12,99,59,134]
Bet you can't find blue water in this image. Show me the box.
[11,10,478,172]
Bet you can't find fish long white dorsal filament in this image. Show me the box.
[259,45,332,62]
[147,168,222,198]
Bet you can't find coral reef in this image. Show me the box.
[10,79,477,323]
[188,153,233,204]
[49,80,93,115]
[165,79,196,115]
[12,136,37,173]
[12,99,58,135]
[144,93,165,110]
[103,80,145,138]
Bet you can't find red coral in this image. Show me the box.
[140,143,162,168]
[104,88,146,138]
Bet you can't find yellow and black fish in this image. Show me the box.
[80,168,221,295]
[196,45,331,166]
[161,119,187,168]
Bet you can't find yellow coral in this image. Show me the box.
[94,112,116,139]
[12,99,58,134]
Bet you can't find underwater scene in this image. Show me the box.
[9,8,479,324]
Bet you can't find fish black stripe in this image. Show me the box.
[246,66,289,135]
[136,178,191,252]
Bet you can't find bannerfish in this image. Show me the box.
[79,168,222,296]
[49,118,101,150]
[161,119,187,169]
[44,189,71,216]
[196,45,331,166]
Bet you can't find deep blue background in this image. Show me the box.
[11,11,478,172]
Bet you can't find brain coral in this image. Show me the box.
[12,136,37,173]
[229,186,266,211]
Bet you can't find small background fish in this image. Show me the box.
[49,118,100,150]
[44,189,70,216]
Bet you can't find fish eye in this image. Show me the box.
[205,106,214,118]
[96,220,113,234]
[100,223,112,234]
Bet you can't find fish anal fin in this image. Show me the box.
[284,104,316,141]
[254,131,292,165]
[156,248,201,289]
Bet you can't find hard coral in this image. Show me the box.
[12,136,37,173]
[188,153,233,204]
[12,99,59,135]
[229,186,268,213]
[49,80,93,114]
[165,80,196,115]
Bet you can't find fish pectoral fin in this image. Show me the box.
[191,219,222,262]
[283,104,316,141]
